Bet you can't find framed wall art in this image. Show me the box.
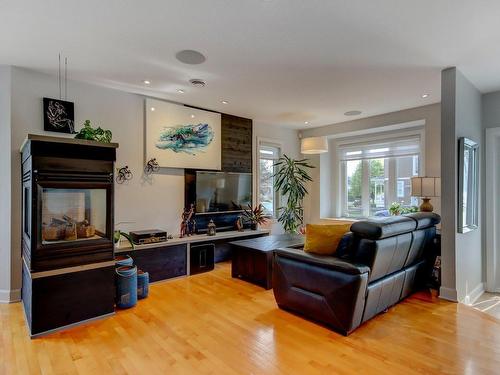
[145,99,221,170]
[43,97,75,134]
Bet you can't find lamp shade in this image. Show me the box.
[301,136,328,154]
[411,177,440,197]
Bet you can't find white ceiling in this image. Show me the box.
[1,0,500,129]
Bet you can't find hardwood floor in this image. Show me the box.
[1,262,499,375]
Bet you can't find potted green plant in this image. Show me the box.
[74,120,113,143]
[389,202,403,216]
[273,155,314,234]
[242,204,268,230]
[389,202,419,216]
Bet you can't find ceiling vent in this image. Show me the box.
[189,79,206,88]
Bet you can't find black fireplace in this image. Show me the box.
[21,134,118,336]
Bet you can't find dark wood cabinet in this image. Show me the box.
[116,231,269,284]
[232,246,273,289]
[20,134,118,337]
[198,232,270,263]
[190,243,215,275]
[230,235,304,290]
[124,244,187,282]
[22,261,115,336]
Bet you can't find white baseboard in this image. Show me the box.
[463,282,485,305]
[439,286,458,302]
[0,288,21,303]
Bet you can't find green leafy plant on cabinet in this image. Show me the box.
[74,120,112,143]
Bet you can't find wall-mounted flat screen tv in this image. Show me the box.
[185,170,252,214]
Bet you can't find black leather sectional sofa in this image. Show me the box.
[272,212,440,335]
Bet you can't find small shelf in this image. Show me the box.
[115,229,271,253]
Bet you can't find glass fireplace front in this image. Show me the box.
[41,188,107,244]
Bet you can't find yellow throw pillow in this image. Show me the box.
[303,223,352,255]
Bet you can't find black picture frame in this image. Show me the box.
[43,97,75,134]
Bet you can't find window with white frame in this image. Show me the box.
[258,141,281,218]
[339,135,421,218]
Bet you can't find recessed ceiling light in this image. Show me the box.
[150,107,155,111]
[189,78,206,87]
[177,89,185,94]
[176,50,206,65]
[143,80,151,85]
[344,110,362,116]
[221,100,228,105]
[421,93,429,98]
[190,114,195,118]
[304,121,309,125]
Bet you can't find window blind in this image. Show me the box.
[338,135,421,161]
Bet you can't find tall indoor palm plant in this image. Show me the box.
[273,155,314,234]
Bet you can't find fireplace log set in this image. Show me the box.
[42,216,96,242]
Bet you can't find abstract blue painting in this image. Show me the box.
[156,123,214,155]
[146,99,221,170]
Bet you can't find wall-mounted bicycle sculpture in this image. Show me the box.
[116,166,133,184]
[144,158,160,175]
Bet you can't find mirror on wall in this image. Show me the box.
[458,137,479,233]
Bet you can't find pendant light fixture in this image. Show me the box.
[300,136,328,154]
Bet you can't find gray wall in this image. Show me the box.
[481,90,500,293]
[482,91,500,129]
[2,66,299,302]
[0,66,13,302]
[440,67,483,302]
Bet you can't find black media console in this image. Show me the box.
[116,230,269,282]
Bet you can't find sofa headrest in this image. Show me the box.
[404,212,441,229]
[350,216,417,240]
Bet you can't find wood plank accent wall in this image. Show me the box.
[221,114,253,173]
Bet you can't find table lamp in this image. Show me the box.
[411,176,440,212]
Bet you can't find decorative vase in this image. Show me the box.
[250,222,257,231]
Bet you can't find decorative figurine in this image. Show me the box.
[207,219,217,236]
[180,204,196,238]
[235,215,244,232]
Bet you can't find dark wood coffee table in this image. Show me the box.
[230,234,304,289]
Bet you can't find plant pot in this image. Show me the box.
[250,223,258,230]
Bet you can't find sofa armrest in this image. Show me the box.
[274,247,370,275]
[273,247,369,335]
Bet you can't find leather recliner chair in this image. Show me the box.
[272,212,440,335]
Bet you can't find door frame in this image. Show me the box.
[485,127,500,292]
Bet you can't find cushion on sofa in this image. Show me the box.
[304,223,352,255]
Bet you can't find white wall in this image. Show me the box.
[440,67,484,303]
[4,66,300,300]
[300,103,441,224]
[0,66,13,302]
